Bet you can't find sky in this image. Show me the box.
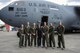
[0,0,80,24]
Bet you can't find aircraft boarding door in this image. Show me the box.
[41,16,48,26]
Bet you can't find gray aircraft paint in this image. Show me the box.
[0,0,80,30]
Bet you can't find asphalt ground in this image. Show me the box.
[0,31,80,53]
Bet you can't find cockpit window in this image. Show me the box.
[8,7,14,11]
[15,1,25,6]
[9,1,25,6]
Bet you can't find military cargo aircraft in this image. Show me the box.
[0,0,80,32]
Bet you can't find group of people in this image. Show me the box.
[17,21,65,50]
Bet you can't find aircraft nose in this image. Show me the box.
[0,9,3,19]
[0,7,8,19]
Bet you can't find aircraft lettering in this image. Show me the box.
[40,10,49,14]
[22,15,28,17]
[15,12,20,14]
[39,3,46,7]
[28,2,57,8]
[15,15,21,17]
[29,3,33,6]
[34,3,37,6]
[15,8,28,17]
[21,12,27,14]
[40,9,50,14]
[15,11,28,17]
[16,8,26,11]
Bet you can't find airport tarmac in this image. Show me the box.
[0,31,80,53]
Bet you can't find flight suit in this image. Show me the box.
[24,25,31,47]
[57,25,65,49]
[31,26,37,46]
[37,26,42,47]
[19,28,24,48]
[42,26,45,47]
[42,25,49,47]
[49,26,55,47]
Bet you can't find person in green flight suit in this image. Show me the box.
[49,23,55,48]
[57,21,65,50]
[24,22,31,47]
[31,23,37,47]
[42,22,49,48]
[19,24,25,48]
